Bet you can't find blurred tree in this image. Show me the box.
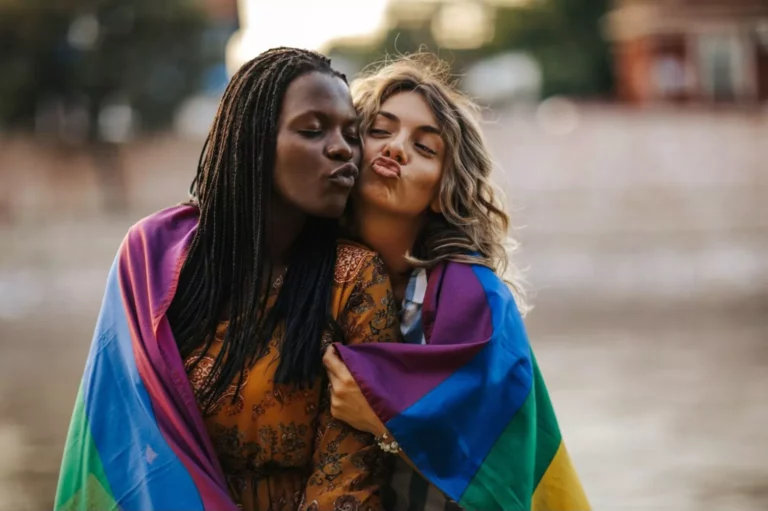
[0,0,208,133]
[0,0,210,211]
[327,0,613,100]
[490,0,613,98]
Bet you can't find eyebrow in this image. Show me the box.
[377,110,441,136]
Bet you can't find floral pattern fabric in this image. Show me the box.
[184,242,399,511]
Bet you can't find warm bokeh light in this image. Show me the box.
[226,0,389,73]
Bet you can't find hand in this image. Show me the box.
[323,346,387,437]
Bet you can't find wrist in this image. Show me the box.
[368,419,387,438]
[375,430,401,454]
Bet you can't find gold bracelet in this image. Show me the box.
[375,431,401,454]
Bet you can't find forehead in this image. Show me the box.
[280,72,355,120]
[378,91,439,128]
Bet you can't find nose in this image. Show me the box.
[382,138,407,164]
[326,130,354,162]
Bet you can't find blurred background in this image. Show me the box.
[0,0,766,509]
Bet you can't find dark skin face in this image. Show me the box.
[273,71,361,219]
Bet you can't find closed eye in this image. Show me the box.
[369,128,390,136]
[416,143,437,155]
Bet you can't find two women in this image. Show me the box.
[56,47,588,511]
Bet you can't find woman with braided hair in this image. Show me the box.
[55,47,398,511]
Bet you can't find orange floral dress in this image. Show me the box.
[184,242,399,511]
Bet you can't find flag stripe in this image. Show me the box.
[336,341,486,423]
[119,213,234,509]
[331,257,589,511]
[55,387,117,509]
[530,354,563,490]
[338,262,492,423]
[459,353,580,511]
[459,388,535,510]
[532,443,590,511]
[386,265,533,501]
[56,206,240,511]
[458,353,567,511]
[421,260,494,349]
[81,260,202,510]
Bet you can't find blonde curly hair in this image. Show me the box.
[352,53,529,313]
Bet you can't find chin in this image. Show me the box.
[312,199,348,219]
[357,181,395,212]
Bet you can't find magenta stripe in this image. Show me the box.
[337,263,493,422]
[336,341,487,423]
[119,205,236,510]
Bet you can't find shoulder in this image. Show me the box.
[333,240,386,285]
[426,260,521,317]
[426,260,510,312]
[430,260,503,287]
[124,204,199,246]
[118,204,199,274]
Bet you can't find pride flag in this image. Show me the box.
[55,205,237,510]
[337,262,590,511]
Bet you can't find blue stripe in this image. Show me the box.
[82,258,203,510]
[386,265,533,502]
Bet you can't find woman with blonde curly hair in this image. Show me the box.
[322,55,590,511]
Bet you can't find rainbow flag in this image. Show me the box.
[55,206,237,511]
[336,262,590,511]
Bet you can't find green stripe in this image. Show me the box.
[531,352,562,490]
[459,351,561,511]
[55,385,118,511]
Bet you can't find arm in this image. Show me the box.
[302,251,399,511]
[324,348,419,470]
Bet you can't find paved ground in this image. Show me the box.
[1,219,767,510]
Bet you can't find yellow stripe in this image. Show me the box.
[532,442,591,511]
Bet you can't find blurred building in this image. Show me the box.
[607,0,768,104]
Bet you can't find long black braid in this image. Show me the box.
[167,48,347,413]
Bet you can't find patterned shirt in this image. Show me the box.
[381,269,463,511]
[185,242,399,511]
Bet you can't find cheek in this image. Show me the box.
[274,137,321,202]
[274,140,299,192]
[408,161,443,204]
[362,139,385,166]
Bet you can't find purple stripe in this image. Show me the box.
[337,263,493,422]
[119,205,236,510]
[336,342,487,423]
[424,263,494,347]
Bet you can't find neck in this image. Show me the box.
[354,204,422,300]
[268,195,307,269]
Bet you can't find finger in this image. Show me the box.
[322,345,335,367]
[322,346,344,377]
[325,366,344,394]
[330,397,343,419]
